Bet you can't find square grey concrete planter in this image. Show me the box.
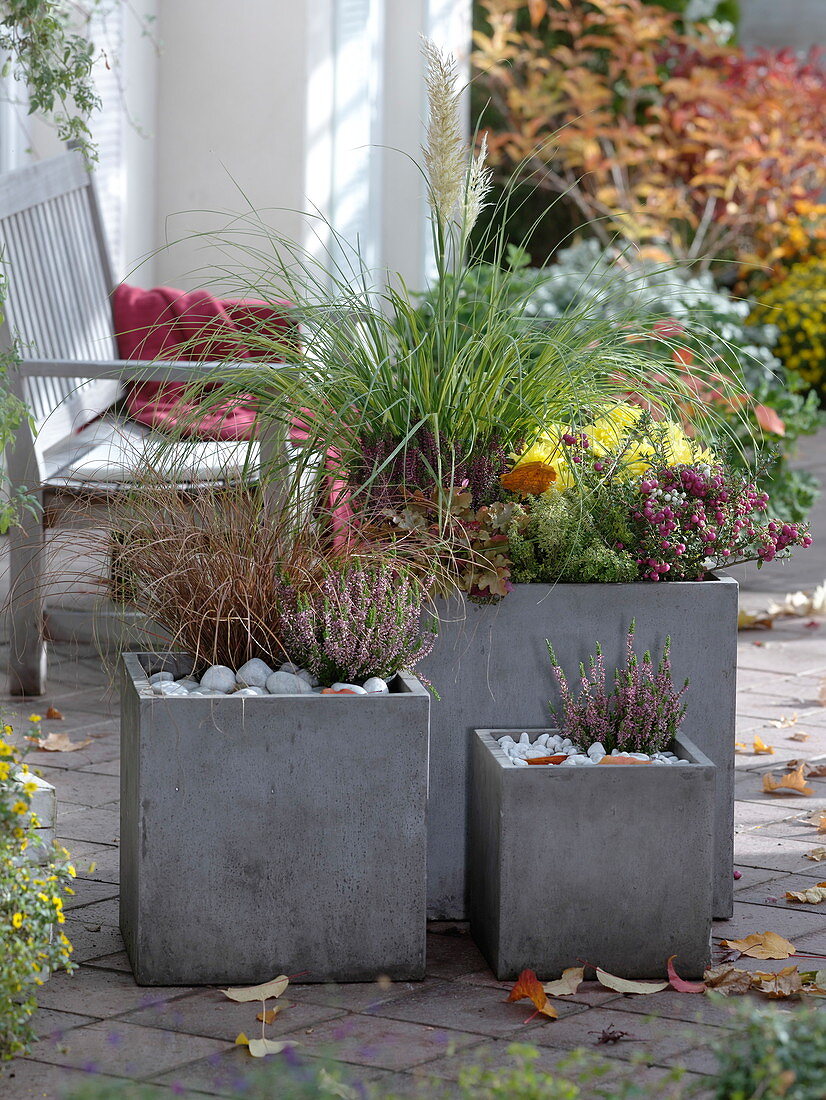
[417,576,737,921]
[469,730,716,980]
[120,652,430,986]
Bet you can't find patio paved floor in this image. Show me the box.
[1,435,825,1098]
[0,620,824,1099]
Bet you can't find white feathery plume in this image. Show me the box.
[461,132,493,237]
[421,37,466,228]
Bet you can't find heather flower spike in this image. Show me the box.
[546,625,688,756]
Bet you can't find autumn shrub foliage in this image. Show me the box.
[473,0,826,268]
[546,622,687,754]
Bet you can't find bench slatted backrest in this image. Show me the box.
[0,151,123,461]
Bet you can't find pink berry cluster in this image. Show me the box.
[626,463,812,581]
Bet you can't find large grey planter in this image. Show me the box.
[417,576,737,921]
[120,653,430,985]
[469,730,716,980]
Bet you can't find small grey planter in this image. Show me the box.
[120,653,430,986]
[417,576,737,921]
[469,730,716,980]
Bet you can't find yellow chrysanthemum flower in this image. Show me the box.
[11,801,28,815]
[12,913,23,929]
[585,403,645,455]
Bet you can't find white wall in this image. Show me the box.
[152,0,311,293]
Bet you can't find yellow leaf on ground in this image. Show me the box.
[25,733,91,752]
[751,967,804,998]
[221,976,289,1003]
[543,967,584,996]
[595,969,669,994]
[753,735,774,755]
[785,884,826,904]
[247,1038,298,1058]
[235,1033,249,1046]
[703,965,753,995]
[720,932,796,960]
[805,847,826,862]
[763,765,814,797]
[735,742,748,753]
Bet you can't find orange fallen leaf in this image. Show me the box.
[763,765,814,797]
[256,1005,286,1024]
[703,965,753,995]
[805,847,826,862]
[751,967,803,999]
[543,967,584,996]
[527,755,567,765]
[594,968,668,994]
[720,932,796,960]
[596,757,650,766]
[735,742,748,753]
[25,733,91,753]
[753,735,774,755]
[667,955,705,993]
[770,713,799,729]
[44,706,63,720]
[804,764,826,779]
[785,884,826,904]
[501,461,558,495]
[506,969,558,1020]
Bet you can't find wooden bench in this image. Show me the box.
[0,151,281,696]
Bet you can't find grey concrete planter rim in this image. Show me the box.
[122,652,427,699]
[478,728,715,771]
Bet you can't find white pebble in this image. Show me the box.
[200,665,237,693]
[149,671,174,685]
[279,662,301,674]
[363,677,389,694]
[296,669,320,686]
[174,678,199,692]
[524,747,548,760]
[629,753,651,761]
[235,686,267,697]
[519,732,530,745]
[155,682,187,696]
[512,757,529,767]
[330,682,368,695]
[235,659,274,689]
[498,736,515,749]
[266,671,314,695]
[536,734,549,748]
[587,743,606,762]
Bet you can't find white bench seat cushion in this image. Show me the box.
[40,414,260,489]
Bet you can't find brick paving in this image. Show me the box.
[2,447,826,1096]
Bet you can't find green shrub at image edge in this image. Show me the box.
[750,257,826,407]
[0,722,76,1060]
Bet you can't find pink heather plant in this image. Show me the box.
[278,564,437,686]
[546,621,688,755]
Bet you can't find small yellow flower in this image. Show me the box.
[11,912,23,929]
[23,781,37,796]
[11,800,27,815]
[28,714,42,723]
[0,761,10,781]
[67,863,76,878]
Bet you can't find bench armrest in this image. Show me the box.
[17,358,283,383]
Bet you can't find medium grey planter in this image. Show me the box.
[417,576,737,921]
[120,653,430,985]
[469,730,716,980]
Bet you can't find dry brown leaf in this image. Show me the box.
[702,965,753,995]
[720,932,796,960]
[805,847,826,862]
[810,814,826,833]
[221,976,289,1003]
[770,713,799,729]
[44,706,63,720]
[753,735,774,755]
[506,969,558,1020]
[595,968,669,994]
[738,609,774,630]
[543,967,584,996]
[785,884,826,904]
[25,732,91,753]
[751,966,804,999]
[763,765,814,797]
[788,732,810,743]
[804,764,826,779]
